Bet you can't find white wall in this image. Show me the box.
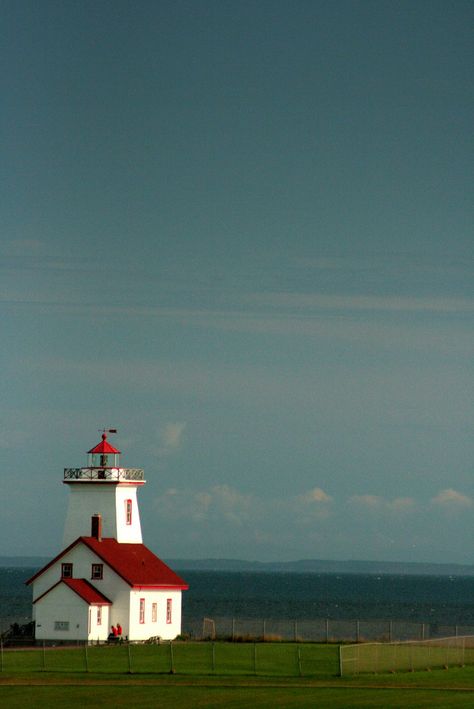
[128,590,183,641]
[115,486,143,543]
[62,484,143,546]
[34,582,82,641]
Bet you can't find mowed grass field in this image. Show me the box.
[2,642,474,707]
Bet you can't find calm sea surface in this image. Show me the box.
[2,567,474,633]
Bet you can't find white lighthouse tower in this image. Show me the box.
[27,432,188,643]
[63,431,144,545]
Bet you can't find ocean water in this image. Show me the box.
[2,567,474,635]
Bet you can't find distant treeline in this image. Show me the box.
[2,555,474,576]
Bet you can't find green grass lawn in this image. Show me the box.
[2,643,474,708]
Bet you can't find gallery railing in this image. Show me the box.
[63,468,145,482]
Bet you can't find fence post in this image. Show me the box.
[325,618,329,643]
[211,642,216,672]
[294,619,297,642]
[232,618,235,642]
[356,620,360,643]
[297,644,302,677]
[42,640,46,671]
[84,641,89,672]
[421,623,425,641]
[127,643,132,674]
[262,619,266,642]
[389,620,393,643]
[253,642,257,675]
[169,640,175,674]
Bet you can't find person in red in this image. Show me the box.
[116,622,122,637]
[112,625,118,637]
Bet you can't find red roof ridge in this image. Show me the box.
[33,578,112,606]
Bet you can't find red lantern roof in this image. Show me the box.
[88,433,121,455]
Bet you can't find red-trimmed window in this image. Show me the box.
[97,606,102,625]
[152,602,157,623]
[166,599,172,624]
[61,563,73,579]
[91,563,103,580]
[139,598,145,624]
[125,499,132,525]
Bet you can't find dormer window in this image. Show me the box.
[61,563,73,579]
[125,499,132,525]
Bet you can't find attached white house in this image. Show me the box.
[26,432,188,642]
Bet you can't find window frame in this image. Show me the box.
[97,606,102,625]
[151,602,157,623]
[91,563,103,580]
[125,499,132,525]
[54,621,70,631]
[61,563,73,579]
[166,598,172,624]
[139,598,145,624]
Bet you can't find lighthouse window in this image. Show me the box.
[166,599,172,624]
[125,499,132,525]
[91,564,103,580]
[139,598,145,624]
[152,602,157,623]
[61,563,73,579]
[97,607,102,625]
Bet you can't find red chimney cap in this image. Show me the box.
[88,433,121,455]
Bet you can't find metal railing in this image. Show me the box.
[63,468,145,482]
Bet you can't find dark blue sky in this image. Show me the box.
[1,1,473,562]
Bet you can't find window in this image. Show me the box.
[91,563,103,580]
[139,598,145,624]
[125,499,132,525]
[97,606,102,625]
[152,602,157,623]
[54,621,69,631]
[61,563,73,578]
[166,599,172,624]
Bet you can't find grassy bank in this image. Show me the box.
[2,643,474,707]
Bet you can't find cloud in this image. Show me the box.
[347,495,417,514]
[154,484,253,525]
[149,422,186,458]
[431,489,472,508]
[348,494,383,508]
[388,497,416,511]
[298,487,332,504]
[161,422,186,451]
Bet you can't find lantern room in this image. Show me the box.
[88,432,120,469]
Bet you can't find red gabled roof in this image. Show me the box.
[80,537,188,589]
[26,537,188,591]
[88,433,121,455]
[33,578,112,606]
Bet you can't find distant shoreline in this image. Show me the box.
[2,556,474,576]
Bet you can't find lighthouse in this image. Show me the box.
[27,432,188,643]
[62,432,144,545]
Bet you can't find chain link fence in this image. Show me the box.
[183,616,474,643]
